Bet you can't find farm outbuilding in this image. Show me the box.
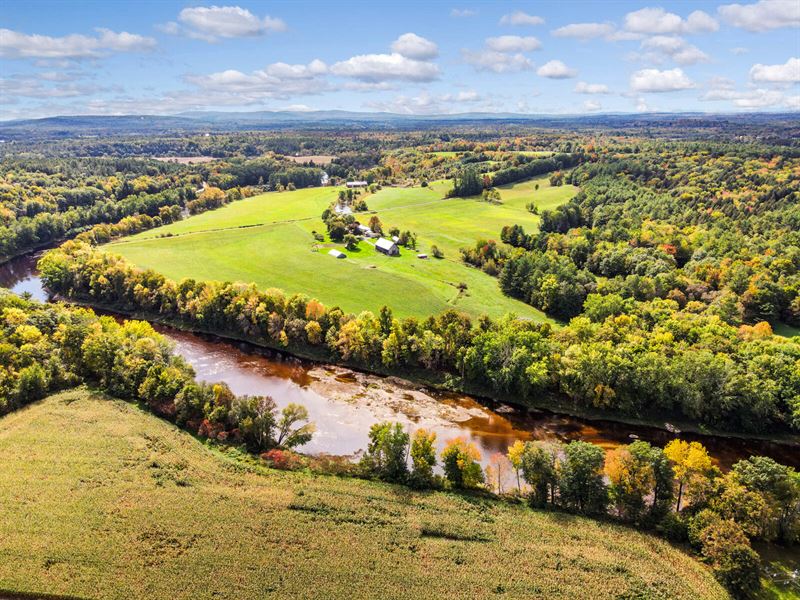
[417,253,428,259]
[346,181,368,188]
[356,224,376,237]
[375,238,399,256]
[328,249,346,259]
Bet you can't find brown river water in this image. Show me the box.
[2,251,798,471]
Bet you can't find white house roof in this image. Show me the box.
[375,238,397,252]
[328,249,346,258]
[356,224,372,233]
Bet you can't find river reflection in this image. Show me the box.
[2,251,798,471]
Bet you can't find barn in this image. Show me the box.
[328,249,346,259]
[375,237,399,256]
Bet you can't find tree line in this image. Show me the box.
[0,290,314,454]
[353,421,799,598]
[39,241,800,436]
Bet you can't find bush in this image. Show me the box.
[261,449,305,471]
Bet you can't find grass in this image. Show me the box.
[107,176,575,321]
[0,388,728,600]
[773,322,800,339]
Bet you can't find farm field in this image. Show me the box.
[0,389,728,600]
[108,176,577,320]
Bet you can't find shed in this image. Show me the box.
[346,180,368,188]
[356,224,375,237]
[328,249,346,259]
[375,237,399,256]
[417,253,428,259]
[391,235,400,243]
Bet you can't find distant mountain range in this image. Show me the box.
[0,110,797,139]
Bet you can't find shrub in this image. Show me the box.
[261,449,305,471]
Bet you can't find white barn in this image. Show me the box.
[328,249,346,259]
[346,180,368,188]
[375,237,399,256]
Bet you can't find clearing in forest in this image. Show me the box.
[108,175,577,320]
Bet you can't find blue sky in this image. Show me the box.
[1,0,798,119]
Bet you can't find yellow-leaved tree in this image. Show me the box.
[664,439,713,511]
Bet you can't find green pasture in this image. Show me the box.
[109,176,576,320]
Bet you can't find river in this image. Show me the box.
[2,251,798,471]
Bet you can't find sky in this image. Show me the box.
[1,0,798,120]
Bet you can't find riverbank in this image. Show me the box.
[3,247,799,468]
[84,297,800,455]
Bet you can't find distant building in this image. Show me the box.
[375,237,399,256]
[356,224,376,237]
[346,180,368,188]
[391,235,400,243]
[417,253,428,259]
[328,249,346,259]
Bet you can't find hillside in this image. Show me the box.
[0,389,726,600]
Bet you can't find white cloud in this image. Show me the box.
[630,67,694,92]
[583,99,602,112]
[485,35,541,52]
[366,89,485,114]
[624,7,718,34]
[171,5,286,41]
[552,22,615,40]
[0,76,107,100]
[640,36,710,65]
[499,11,544,26]
[574,81,610,94]
[537,59,577,79]
[0,28,155,59]
[391,33,439,60]
[450,8,476,18]
[718,0,800,31]
[730,47,749,55]
[750,57,800,83]
[186,60,330,99]
[331,53,440,82]
[462,49,534,73]
[785,95,800,109]
[734,89,786,107]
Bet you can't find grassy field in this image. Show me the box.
[107,176,576,320]
[0,389,728,600]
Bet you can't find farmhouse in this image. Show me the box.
[328,249,346,259]
[375,237,399,256]
[346,180,368,188]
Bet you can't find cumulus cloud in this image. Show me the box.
[500,11,544,26]
[391,33,438,60]
[0,27,156,59]
[730,47,749,55]
[462,49,534,73]
[583,99,602,112]
[331,53,440,82]
[537,60,577,79]
[485,35,541,52]
[750,57,800,83]
[186,60,330,99]
[0,75,108,101]
[718,0,800,31]
[366,89,485,114]
[624,7,718,34]
[574,81,610,94]
[630,67,694,92]
[552,22,615,40]
[450,8,476,18]
[165,5,286,42]
[640,36,710,65]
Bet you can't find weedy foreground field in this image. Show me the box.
[0,389,727,600]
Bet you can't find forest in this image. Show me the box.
[2,123,800,599]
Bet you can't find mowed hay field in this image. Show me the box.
[108,176,576,320]
[0,389,727,600]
